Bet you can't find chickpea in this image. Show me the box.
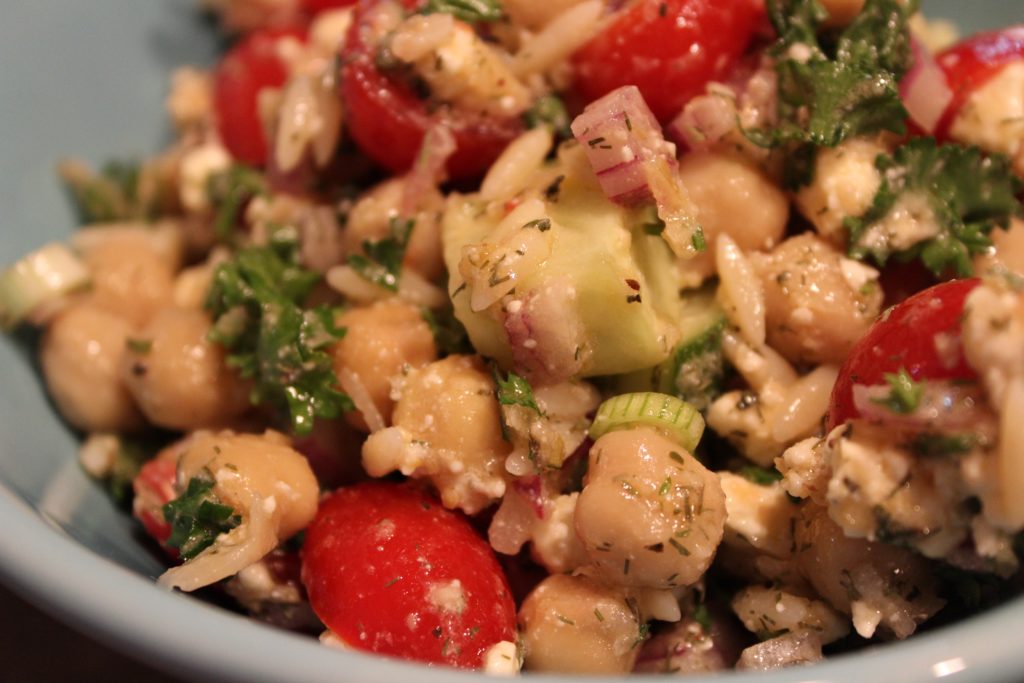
[161,430,319,592]
[41,304,143,432]
[122,307,251,431]
[575,427,726,589]
[361,355,510,513]
[330,300,438,431]
[81,232,176,327]
[751,234,883,365]
[676,151,789,284]
[344,177,445,281]
[519,574,642,674]
[794,504,944,639]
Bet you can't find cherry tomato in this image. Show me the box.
[935,26,1024,139]
[827,278,980,430]
[301,0,357,13]
[301,482,517,668]
[132,457,178,554]
[571,0,763,122]
[339,5,522,179]
[214,26,307,167]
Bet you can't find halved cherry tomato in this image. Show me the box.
[132,457,178,554]
[572,0,764,122]
[301,482,517,668]
[301,0,357,13]
[935,26,1024,140]
[214,26,307,167]
[827,278,980,430]
[339,4,523,179]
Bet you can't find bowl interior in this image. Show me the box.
[0,1,1021,682]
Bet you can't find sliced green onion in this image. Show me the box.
[588,392,705,452]
[0,243,90,329]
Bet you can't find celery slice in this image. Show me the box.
[588,392,705,452]
[0,243,90,328]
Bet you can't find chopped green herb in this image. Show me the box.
[162,472,241,560]
[692,603,712,634]
[60,158,157,223]
[748,0,912,187]
[690,227,707,252]
[668,537,691,556]
[125,338,152,354]
[872,367,923,414]
[348,216,415,292]
[556,614,576,626]
[594,608,605,622]
[493,367,542,415]
[522,218,552,232]
[205,240,352,435]
[739,465,784,486]
[658,477,672,496]
[207,163,266,242]
[523,95,572,141]
[421,307,472,357]
[910,432,977,457]
[422,0,503,23]
[844,138,1022,277]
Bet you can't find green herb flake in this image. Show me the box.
[844,138,1022,277]
[692,603,712,634]
[493,367,542,415]
[739,465,784,486]
[523,95,572,141]
[207,164,267,242]
[522,218,552,232]
[872,367,923,414]
[347,216,414,292]
[668,538,691,556]
[421,307,472,357]
[125,338,153,354]
[556,614,576,626]
[593,608,605,622]
[691,226,707,252]
[748,0,913,187]
[910,433,977,457]
[205,241,353,435]
[422,0,503,22]
[162,473,242,560]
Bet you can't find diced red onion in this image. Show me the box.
[570,85,674,205]
[571,85,702,258]
[401,122,456,216]
[901,37,955,135]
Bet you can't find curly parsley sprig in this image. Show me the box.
[205,231,352,435]
[748,0,912,187]
[845,138,1023,277]
[163,472,241,560]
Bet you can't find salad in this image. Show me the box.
[2,0,1023,675]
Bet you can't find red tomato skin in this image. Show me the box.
[214,27,307,167]
[572,0,763,122]
[339,10,522,179]
[302,0,358,13]
[827,278,980,430]
[132,458,178,554]
[935,26,1024,140]
[301,482,517,668]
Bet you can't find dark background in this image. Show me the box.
[0,582,182,682]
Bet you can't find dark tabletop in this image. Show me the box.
[0,581,183,683]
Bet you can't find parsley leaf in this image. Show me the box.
[739,465,784,486]
[910,432,977,458]
[421,307,473,357]
[347,216,414,292]
[523,95,572,141]
[59,158,150,223]
[205,236,352,435]
[750,0,911,187]
[872,367,923,414]
[493,367,542,415]
[422,0,503,22]
[844,138,1023,276]
[207,163,266,242]
[162,473,242,560]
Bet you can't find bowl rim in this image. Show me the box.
[2,479,1023,683]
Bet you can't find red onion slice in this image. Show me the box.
[901,37,954,135]
[571,85,703,258]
